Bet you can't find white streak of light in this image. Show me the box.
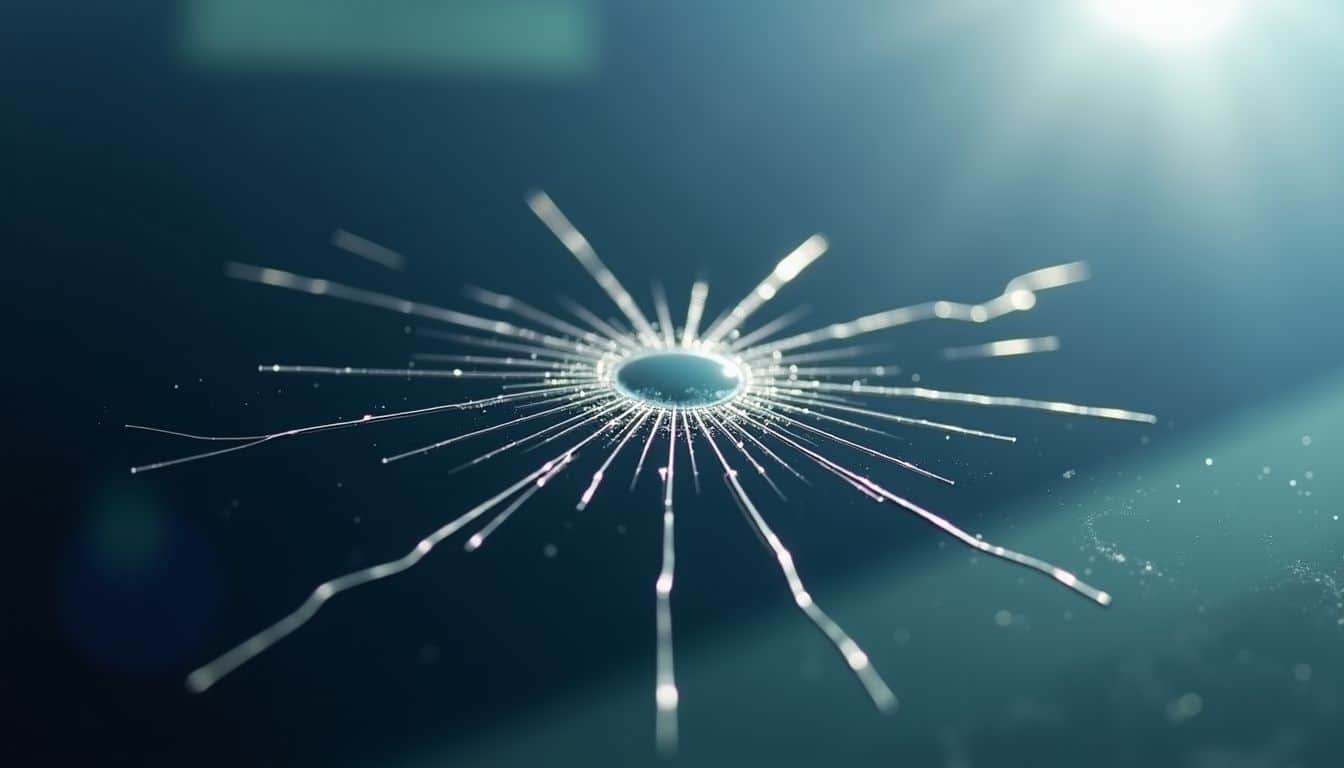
[782,380,1157,423]
[577,409,653,510]
[655,410,679,756]
[740,397,954,486]
[941,335,1061,361]
[526,190,661,346]
[680,280,709,347]
[753,262,1090,354]
[652,282,676,348]
[381,390,611,464]
[744,413,1113,607]
[631,409,666,490]
[701,235,828,345]
[464,285,605,345]
[696,412,897,713]
[186,418,619,694]
[331,229,406,271]
[260,364,590,381]
[725,306,811,353]
[225,262,578,353]
[761,389,1016,443]
[126,387,582,474]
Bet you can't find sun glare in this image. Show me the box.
[1091,0,1244,49]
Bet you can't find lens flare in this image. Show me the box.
[1091,0,1243,49]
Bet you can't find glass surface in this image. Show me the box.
[9,2,1344,767]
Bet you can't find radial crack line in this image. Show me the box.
[631,409,666,490]
[464,483,545,552]
[678,416,700,495]
[498,376,604,391]
[746,392,894,438]
[407,354,582,371]
[528,402,638,453]
[414,329,609,363]
[742,345,877,367]
[717,413,810,485]
[739,397,953,486]
[525,190,660,345]
[757,364,900,378]
[941,335,1060,362]
[577,408,653,511]
[126,387,580,474]
[464,285,613,349]
[865,481,1112,605]
[724,306,811,353]
[185,416,621,694]
[381,390,612,464]
[508,384,602,407]
[749,262,1091,355]
[260,365,570,381]
[468,410,633,551]
[780,381,1157,423]
[762,387,872,409]
[746,414,1113,606]
[451,399,629,473]
[704,411,785,500]
[225,262,581,353]
[330,229,406,271]
[680,280,708,347]
[727,407,882,501]
[701,234,827,345]
[762,389,1016,443]
[558,297,643,352]
[655,410,679,756]
[695,413,897,713]
[652,282,676,348]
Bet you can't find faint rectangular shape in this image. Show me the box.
[181,0,597,78]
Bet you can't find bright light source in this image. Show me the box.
[1091,0,1243,49]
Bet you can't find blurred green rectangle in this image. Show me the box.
[181,0,597,78]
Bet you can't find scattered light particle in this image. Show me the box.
[1166,692,1204,723]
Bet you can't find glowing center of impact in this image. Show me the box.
[613,351,744,409]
